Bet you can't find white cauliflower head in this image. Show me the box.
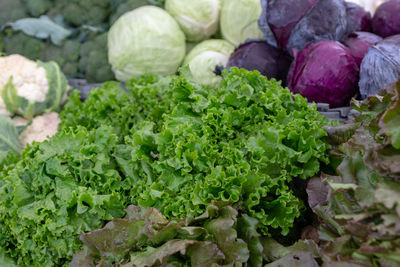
[0,54,49,102]
[0,54,68,119]
[17,112,61,148]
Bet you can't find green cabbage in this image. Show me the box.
[165,0,220,42]
[108,6,186,82]
[183,39,234,87]
[220,0,264,46]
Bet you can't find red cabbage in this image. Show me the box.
[342,31,382,66]
[345,1,372,34]
[359,34,400,98]
[372,0,400,37]
[226,41,292,86]
[259,0,348,54]
[287,41,359,108]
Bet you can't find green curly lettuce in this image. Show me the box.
[62,67,331,236]
[0,68,332,266]
[0,125,127,266]
[60,75,173,137]
[118,68,331,236]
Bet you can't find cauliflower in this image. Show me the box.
[14,112,60,148]
[0,54,49,101]
[0,54,69,119]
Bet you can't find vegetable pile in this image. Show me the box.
[0,0,165,82]
[66,80,400,266]
[0,67,333,266]
[1,0,400,266]
[303,79,400,266]
[255,0,400,108]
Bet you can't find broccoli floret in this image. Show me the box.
[3,30,45,60]
[23,0,54,17]
[79,33,114,82]
[109,0,148,24]
[109,0,166,24]
[0,0,29,26]
[39,40,81,77]
[48,0,111,27]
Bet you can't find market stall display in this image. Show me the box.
[0,0,399,266]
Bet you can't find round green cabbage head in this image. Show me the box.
[220,0,264,46]
[183,39,234,87]
[165,0,220,42]
[108,6,186,82]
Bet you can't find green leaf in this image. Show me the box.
[379,80,400,149]
[237,215,263,267]
[0,249,17,267]
[375,181,400,215]
[1,76,34,118]
[0,114,20,161]
[205,206,249,263]
[264,252,318,267]
[128,240,197,266]
[37,60,68,112]
[2,16,71,45]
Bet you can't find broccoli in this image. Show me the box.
[109,0,166,24]
[0,0,29,26]
[39,40,81,77]
[3,30,45,60]
[79,33,115,82]
[109,0,148,24]
[23,0,54,17]
[47,0,111,27]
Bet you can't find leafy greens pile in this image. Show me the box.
[0,68,332,266]
[259,80,400,267]
[305,80,400,266]
[71,203,251,266]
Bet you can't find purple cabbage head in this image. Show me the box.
[287,41,359,108]
[372,0,400,37]
[359,34,400,98]
[258,0,348,55]
[342,31,383,66]
[227,41,292,86]
[345,1,372,34]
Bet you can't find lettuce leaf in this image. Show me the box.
[304,79,400,266]
[71,204,247,266]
